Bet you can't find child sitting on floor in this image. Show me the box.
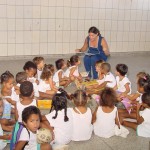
[65,55,82,83]
[42,90,72,149]
[38,64,57,96]
[53,59,70,88]
[1,71,19,107]
[85,60,105,92]
[0,98,12,149]
[93,87,119,138]
[0,98,15,132]
[15,81,37,122]
[86,63,116,94]
[118,73,150,121]
[123,92,150,137]
[70,90,93,141]
[33,56,45,81]
[15,106,51,149]
[23,61,39,98]
[114,64,131,97]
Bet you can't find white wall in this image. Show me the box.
[0,0,150,56]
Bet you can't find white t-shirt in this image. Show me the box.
[19,128,37,150]
[116,76,131,94]
[46,108,73,145]
[65,66,79,77]
[11,86,20,102]
[37,69,42,81]
[105,72,116,88]
[94,106,117,138]
[137,108,150,137]
[53,69,64,87]
[71,107,93,141]
[16,99,37,122]
[136,91,143,103]
[38,79,51,92]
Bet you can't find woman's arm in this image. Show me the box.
[101,38,110,56]
[75,38,88,52]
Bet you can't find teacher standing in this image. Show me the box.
[75,26,110,79]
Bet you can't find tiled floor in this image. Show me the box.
[1,52,150,150]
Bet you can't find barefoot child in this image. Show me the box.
[53,59,70,88]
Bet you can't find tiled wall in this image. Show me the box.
[0,0,150,56]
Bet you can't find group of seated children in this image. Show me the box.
[0,54,150,150]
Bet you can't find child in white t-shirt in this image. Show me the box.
[53,59,70,88]
[114,64,131,98]
[16,106,51,150]
[123,92,150,137]
[93,87,119,138]
[71,90,93,141]
[33,56,45,82]
[42,90,72,148]
[65,55,82,83]
[91,63,116,91]
[15,81,37,122]
[86,60,105,94]
[23,61,39,98]
[38,64,57,97]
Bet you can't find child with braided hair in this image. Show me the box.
[42,89,72,148]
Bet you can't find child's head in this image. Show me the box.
[72,90,87,107]
[136,72,147,83]
[0,98,4,116]
[23,61,37,78]
[0,71,14,90]
[95,60,104,73]
[33,57,45,70]
[16,72,27,84]
[20,81,33,97]
[137,74,150,93]
[50,90,68,122]
[100,87,116,107]
[55,59,66,70]
[100,63,111,74]
[116,64,128,76]
[22,106,42,133]
[142,92,150,108]
[67,55,80,67]
[41,64,52,80]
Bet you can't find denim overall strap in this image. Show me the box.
[87,36,100,55]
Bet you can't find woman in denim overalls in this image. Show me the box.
[76,26,110,79]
